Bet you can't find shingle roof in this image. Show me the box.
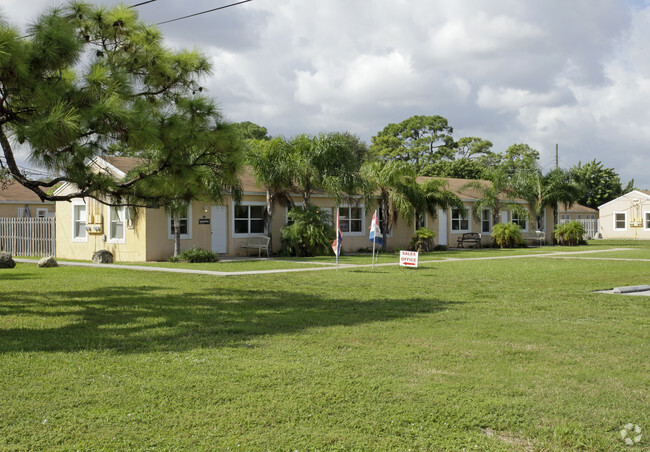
[559,203,598,213]
[0,181,53,203]
[416,176,523,202]
[100,156,147,174]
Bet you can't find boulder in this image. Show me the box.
[0,251,16,269]
[38,256,58,268]
[92,249,114,264]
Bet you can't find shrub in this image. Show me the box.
[409,227,436,252]
[280,205,334,257]
[433,244,448,252]
[491,222,523,248]
[554,221,586,246]
[168,247,219,263]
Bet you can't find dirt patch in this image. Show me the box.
[483,428,536,451]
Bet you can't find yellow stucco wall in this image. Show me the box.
[0,203,54,218]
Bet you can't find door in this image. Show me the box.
[438,209,448,246]
[211,206,228,253]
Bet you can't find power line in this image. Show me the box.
[129,0,159,7]
[155,0,253,25]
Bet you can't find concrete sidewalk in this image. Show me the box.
[14,247,632,277]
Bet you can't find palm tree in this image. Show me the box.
[361,161,463,250]
[246,137,294,254]
[516,167,580,231]
[464,167,522,228]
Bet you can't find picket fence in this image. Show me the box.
[0,217,55,257]
[559,218,599,239]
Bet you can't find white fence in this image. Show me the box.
[559,218,599,239]
[0,217,55,257]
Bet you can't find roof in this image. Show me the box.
[598,190,650,209]
[0,181,54,204]
[416,176,524,202]
[559,203,598,213]
[98,156,147,175]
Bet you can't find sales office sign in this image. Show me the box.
[399,250,419,268]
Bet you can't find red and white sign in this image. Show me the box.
[399,250,419,268]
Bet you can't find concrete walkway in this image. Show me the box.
[14,247,633,277]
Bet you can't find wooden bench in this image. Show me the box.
[239,236,271,257]
[457,232,481,248]
[521,230,546,247]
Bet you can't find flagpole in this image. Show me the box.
[372,235,376,270]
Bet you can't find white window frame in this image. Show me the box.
[72,200,88,242]
[645,211,650,231]
[451,207,471,232]
[480,208,492,234]
[168,204,192,240]
[511,210,529,232]
[108,206,126,244]
[338,204,365,236]
[232,202,266,237]
[614,212,627,231]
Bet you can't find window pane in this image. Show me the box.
[235,205,248,219]
[112,222,124,239]
[646,213,650,229]
[235,219,248,234]
[461,219,469,230]
[250,206,264,219]
[350,219,362,232]
[250,219,264,233]
[350,207,362,219]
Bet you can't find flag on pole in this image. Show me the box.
[332,208,342,260]
[369,210,383,246]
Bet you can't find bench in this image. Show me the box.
[521,230,546,247]
[457,232,481,248]
[239,236,271,257]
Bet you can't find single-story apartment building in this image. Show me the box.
[54,156,554,262]
[0,181,55,218]
[598,190,650,239]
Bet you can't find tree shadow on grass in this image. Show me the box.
[0,284,460,354]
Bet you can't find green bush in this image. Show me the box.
[409,228,436,252]
[491,223,523,248]
[554,221,586,246]
[168,247,219,263]
[280,205,334,257]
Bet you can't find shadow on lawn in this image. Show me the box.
[0,284,459,354]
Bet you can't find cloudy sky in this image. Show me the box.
[3,0,650,187]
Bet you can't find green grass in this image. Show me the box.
[1,241,649,450]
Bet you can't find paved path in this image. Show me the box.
[14,248,634,277]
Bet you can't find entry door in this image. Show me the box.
[438,209,448,245]
[211,206,228,253]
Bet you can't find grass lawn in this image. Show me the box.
[1,241,648,450]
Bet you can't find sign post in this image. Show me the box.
[399,250,419,268]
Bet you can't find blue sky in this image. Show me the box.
[4,0,650,189]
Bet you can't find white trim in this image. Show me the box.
[232,201,266,238]
[168,204,193,240]
[107,206,126,244]
[480,208,492,234]
[88,156,126,178]
[0,200,55,205]
[72,200,88,242]
[451,206,471,233]
[614,211,627,231]
[337,204,365,236]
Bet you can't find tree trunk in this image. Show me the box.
[381,197,389,252]
[173,218,181,257]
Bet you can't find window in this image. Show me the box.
[108,206,125,243]
[577,214,582,220]
[512,211,528,231]
[481,209,491,234]
[614,212,626,230]
[234,203,265,236]
[338,206,363,234]
[36,208,48,218]
[168,204,192,239]
[73,203,87,241]
[645,212,650,230]
[451,207,470,232]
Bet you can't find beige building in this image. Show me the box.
[598,190,650,239]
[0,181,55,218]
[54,157,552,262]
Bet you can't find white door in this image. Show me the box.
[211,206,228,253]
[438,209,448,245]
